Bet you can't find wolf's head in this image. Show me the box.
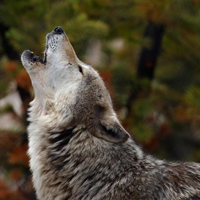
[21,26,129,143]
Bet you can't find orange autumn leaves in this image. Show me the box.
[5,61,32,92]
[0,132,30,200]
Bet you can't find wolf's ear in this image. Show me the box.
[91,115,130,143]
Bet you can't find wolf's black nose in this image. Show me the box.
[53,26,64,34]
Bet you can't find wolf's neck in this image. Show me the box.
[28,99,45,122]
[28,97,55,123]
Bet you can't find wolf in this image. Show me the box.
[21,26,200,200]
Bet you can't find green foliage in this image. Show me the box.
[111,63,137,106]
[185,86,200,108]
[0,0,109,57]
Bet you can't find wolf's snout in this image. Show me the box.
[53,26,64,34]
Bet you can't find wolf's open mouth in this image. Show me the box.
[26,50,47,65]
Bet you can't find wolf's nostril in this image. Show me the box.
[53,26,64,34]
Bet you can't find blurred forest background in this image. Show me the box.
[0,0,200,199]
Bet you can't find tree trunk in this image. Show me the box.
[0,22,19,60]
[137,21,165,80]
[126,21,165,113]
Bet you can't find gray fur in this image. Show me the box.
[21,26,200,200]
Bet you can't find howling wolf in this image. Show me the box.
[21,26,200,200]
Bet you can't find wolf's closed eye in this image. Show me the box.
[78,65,84,75]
